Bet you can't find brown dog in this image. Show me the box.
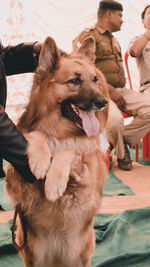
[6,36,109,267]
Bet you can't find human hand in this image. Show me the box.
[144,14,150,29]
[33,42,42,54]
[110,90,126,111]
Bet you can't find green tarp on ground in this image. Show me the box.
[92,207,150,266]
[1,207,150,266]
[0,253,25,267]
[0,179,13,211]
[0,220,25,266]
[103,171,134,196]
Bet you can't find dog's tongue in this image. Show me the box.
[78,109,100,137]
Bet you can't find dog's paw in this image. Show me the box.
[28,154,51,179]
[44,150,81,202]
[44,165,69,202]
[45,176,67,202]
[26,131,51,179]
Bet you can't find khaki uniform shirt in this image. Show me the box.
[128,35,150,88]
[73,24,126,89]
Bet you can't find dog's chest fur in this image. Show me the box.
[47,135,100,156]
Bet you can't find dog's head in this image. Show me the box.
[24,36,109,138]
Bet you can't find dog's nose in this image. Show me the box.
[95,98,108,109]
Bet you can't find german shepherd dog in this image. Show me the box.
[6,36,109,267]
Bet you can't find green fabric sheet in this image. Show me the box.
[103,171,134,196]
[92,207,150,267]
[0,220,25,266]
[0,179,13,211]
[1,207,150,266]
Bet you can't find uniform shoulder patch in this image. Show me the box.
[73,27,95,50]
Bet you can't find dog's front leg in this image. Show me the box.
[45,149,81,202]
[26,131,51,179]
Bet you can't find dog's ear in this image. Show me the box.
[38,36,61,76]
[77,37,96,63]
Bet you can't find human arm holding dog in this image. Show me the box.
[0,40,42,182]
[3,41,41,75]
[0,105,37,183]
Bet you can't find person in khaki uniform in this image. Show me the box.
[73,0,150,171]
[128,5,150,94]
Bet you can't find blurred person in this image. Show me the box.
[128,5,150,94]
[73,0,150,171]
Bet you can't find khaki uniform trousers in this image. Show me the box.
[106,87,150,159]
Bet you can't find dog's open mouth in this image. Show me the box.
[61,102,100,137]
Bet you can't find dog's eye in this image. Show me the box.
[93,76,98,83]
[68,77,82,85]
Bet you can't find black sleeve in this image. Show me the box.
[0,105,36,183]
[3,42,37,76]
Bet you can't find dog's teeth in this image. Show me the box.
[76,123,82,129]
[71,104,76,111]
[71,104,79,114]
[75,107,79,114]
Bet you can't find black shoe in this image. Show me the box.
[117,144,132,171]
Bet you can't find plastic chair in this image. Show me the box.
[124,51,150,161]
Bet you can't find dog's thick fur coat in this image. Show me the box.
[6,36,109,267]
